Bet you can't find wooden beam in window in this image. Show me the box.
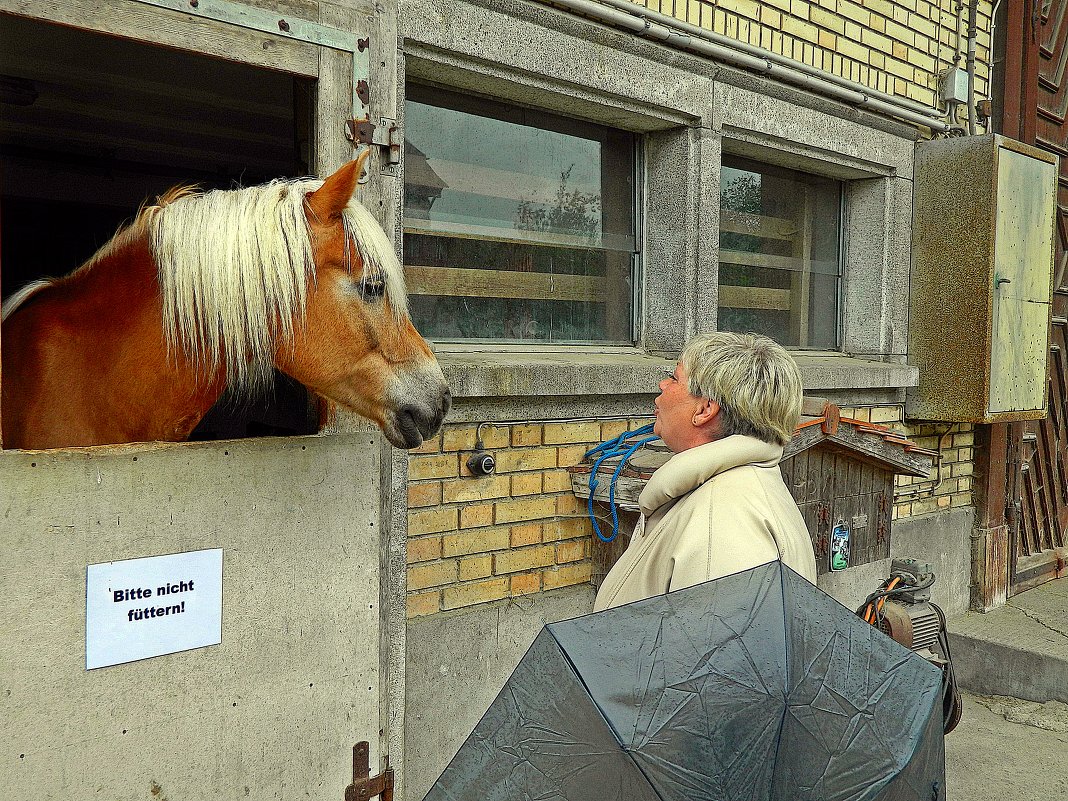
[719,209,799,240]
[403,219,617,250]
[718,248,840,275]
[718,286,793,310]
[403,266,602,302]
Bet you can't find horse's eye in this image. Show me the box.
[359,279,385,301]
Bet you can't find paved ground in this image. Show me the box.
[943,578,1068,799]
[946,692,1068,801]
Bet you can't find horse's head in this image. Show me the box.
[278,154,450,449]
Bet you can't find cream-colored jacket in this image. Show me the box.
[593,435,817,611]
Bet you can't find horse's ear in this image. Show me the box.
[305,149,371,221]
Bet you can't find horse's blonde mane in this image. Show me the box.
[148,177,408,391]
[1,279,53,322]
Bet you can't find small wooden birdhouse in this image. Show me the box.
[570,399,936,577]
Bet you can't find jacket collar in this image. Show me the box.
[638,435,784,515]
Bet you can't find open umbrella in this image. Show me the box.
[423,561,945,801]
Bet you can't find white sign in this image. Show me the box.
[86,549,223,670]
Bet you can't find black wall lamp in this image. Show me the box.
[465,422,496,477]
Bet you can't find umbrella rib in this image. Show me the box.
[631,616,669,746]
[545,626,667,800]
[772,563,791,787]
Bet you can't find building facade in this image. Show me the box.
[2,0,1030,797]
[394,0,992,796]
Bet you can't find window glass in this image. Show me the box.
[403,85,637,343]
[718,156,841,348]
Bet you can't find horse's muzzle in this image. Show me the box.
[386,383,451,449]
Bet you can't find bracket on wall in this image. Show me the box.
[346,117,401,172]
[344,741,394,801]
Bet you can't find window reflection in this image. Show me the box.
[403,86,637,344]
[718,156,842,349]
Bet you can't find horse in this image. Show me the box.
[0,151,451,450]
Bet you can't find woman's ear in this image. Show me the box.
[692,399,720,428]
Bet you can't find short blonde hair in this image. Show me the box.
[680,332,803,446]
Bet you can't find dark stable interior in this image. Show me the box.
[0,15,320,441]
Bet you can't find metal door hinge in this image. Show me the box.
[344,742,393,801]
[346,117,401,167]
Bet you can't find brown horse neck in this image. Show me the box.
[2,233,225,449]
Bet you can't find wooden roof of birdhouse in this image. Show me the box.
[570,399,936,511]
[787,399,936,477]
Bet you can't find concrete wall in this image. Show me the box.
[404,584,594,801]
[0,433,393,800]
[401,0,923,371]
[397,0,933,624]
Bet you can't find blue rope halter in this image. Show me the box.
[584,423,658,543]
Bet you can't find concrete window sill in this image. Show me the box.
[435,349,919,399]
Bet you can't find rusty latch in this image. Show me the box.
[345,117,401,166]
[344,741,393,801]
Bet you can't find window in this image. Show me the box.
[1,17,318,444]
[718,156,842,349]
[403,85,638,344]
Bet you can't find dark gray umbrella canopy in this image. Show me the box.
[424,561,946,801]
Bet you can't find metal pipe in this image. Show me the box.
[895,425,955,498]
[934,0,946,74]
[965,0,979,134]
[988,0,1004,117]
[545,0,951,132]
[955,0,965,64]
[595,0,946,116]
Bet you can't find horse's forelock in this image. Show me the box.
[340,200,409,320]
[298,178,407,318]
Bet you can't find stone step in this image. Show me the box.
[948,577,1068,704]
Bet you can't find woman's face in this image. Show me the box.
[653,362,705,452]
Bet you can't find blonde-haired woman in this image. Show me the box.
[594,332,817,611]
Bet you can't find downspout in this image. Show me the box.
[965,0,980,134]
[988,0,1003,115]
[545,0,952,133]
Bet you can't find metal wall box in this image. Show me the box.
[907,134,1058,423]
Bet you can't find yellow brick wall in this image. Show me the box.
[840,405,974,517]
[407,408,973,616]
[895,423,974,516]
[405,418,652,618]
[627,0,992,107]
